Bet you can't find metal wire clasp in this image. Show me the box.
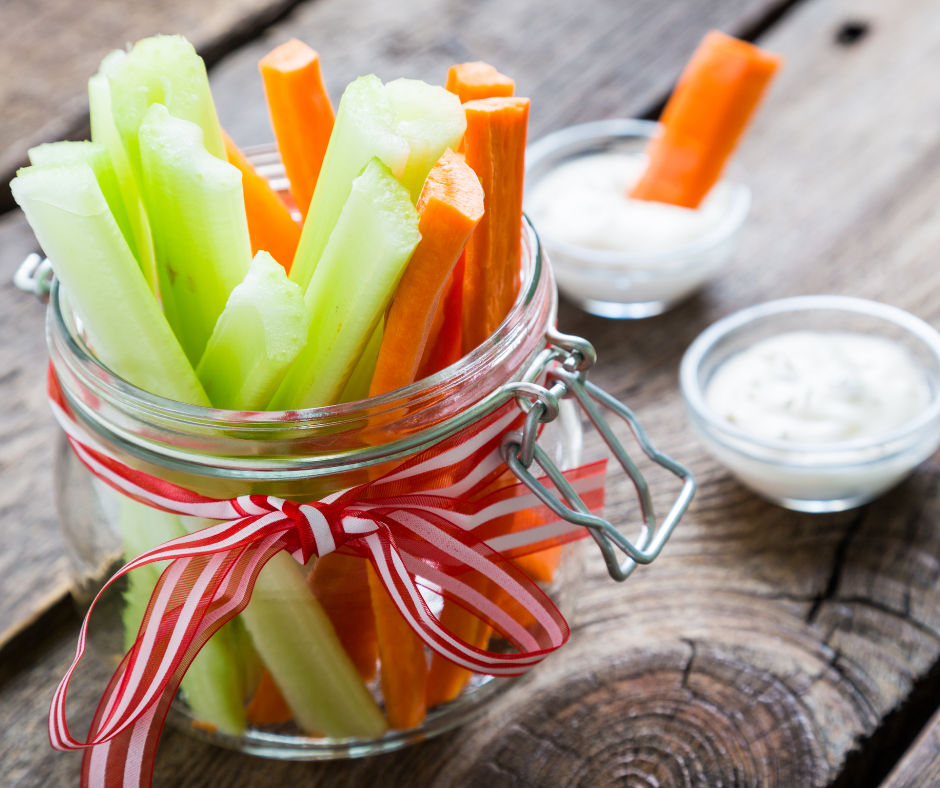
[500,327,695,581]
[14,253,54,302]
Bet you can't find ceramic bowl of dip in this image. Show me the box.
[680,295,940,512]
[524,119,750,319]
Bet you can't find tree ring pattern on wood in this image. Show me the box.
[449,647,825,788]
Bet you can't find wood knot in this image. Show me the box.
[451,647,823,788]
[835,20,871,46]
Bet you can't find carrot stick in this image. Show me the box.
[428,97,529,688]
[445,62,515,104]
[366,564,428,729]
[246,669,293,726]
[446,63,514,156]
[460,97,529,355]
[308,553,378,682]
[425,577,492,707]
[416,251,464,378]
[631,31,782,209]
[369,149,484,396]
[512,548,563,584]
[259,39,335,219]
[223,131,301,272]
[418,66,513,373]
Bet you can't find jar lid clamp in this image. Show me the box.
[501,326,695,581]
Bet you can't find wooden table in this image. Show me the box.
[6,0,940,785]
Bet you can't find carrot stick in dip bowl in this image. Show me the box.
[631,30,782,209]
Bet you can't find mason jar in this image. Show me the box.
[47,214,590,760]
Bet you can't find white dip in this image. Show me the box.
[526,152,734,254]
[705,331,931,443]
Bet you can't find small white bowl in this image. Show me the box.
[524,119,750,319]
[680,296,940,512]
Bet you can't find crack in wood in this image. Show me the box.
[808,509,868,625]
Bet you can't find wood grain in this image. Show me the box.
[10,0,940,785]
[209,0,789,147]
[0,0,307,211]
[0,211,68,649]
[881,706,940,788]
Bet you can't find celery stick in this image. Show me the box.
[270,158,420,410]
[117,497,248,735]
[339,321,383,404]
[11,163,209,406]
[196,251,312,410]
[386,78,466,202]
[28,142,136,265]
[289,75,410,293]
[109,34,225,188]
[239,552,388,737]
[179,517,387,737]
[138,103,252,366]
[89,50,157,292]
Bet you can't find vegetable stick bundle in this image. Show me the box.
[13,33,544,735]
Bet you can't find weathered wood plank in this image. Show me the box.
[880,706,940,788]
[0,211,67,649]
[0,0,307,211]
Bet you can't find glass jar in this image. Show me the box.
[48,216,587,760]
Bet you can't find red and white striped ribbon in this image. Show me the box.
[46,369,606,788]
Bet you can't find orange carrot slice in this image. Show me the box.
[366,564,428,729]
[418,68,513,372]
[259,39,335,219]
[512,547,563,584]
[631,31,782,209]
[417,251,465,379]
[223,131,301,273]
[246,669,293,726]
[425,576,492,707]
[460,97,529,355]
[308,553,378,682]
[446,62,515,104]
[370,149,484,396]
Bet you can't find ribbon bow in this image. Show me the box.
[46,370,606,788]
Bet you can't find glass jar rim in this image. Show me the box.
[48,218,555,475]
[679,294,940,456]
[524,118,752,269]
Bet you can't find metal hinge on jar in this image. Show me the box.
[14,253,54,302]
[500,327,695,581]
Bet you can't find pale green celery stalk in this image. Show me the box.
[385,78,466,203]
[339,321,383,404]
[11,162,209,406]
[270,158,420,410]
[240,553,387,736]
[108,34,225,190]
[28,141,136,265]
[289,75,411,293]
[196,251,312,410]
[89,49,157,292]
[179,517,387,737]
[139,103,252,366]
[117,496,250,735]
